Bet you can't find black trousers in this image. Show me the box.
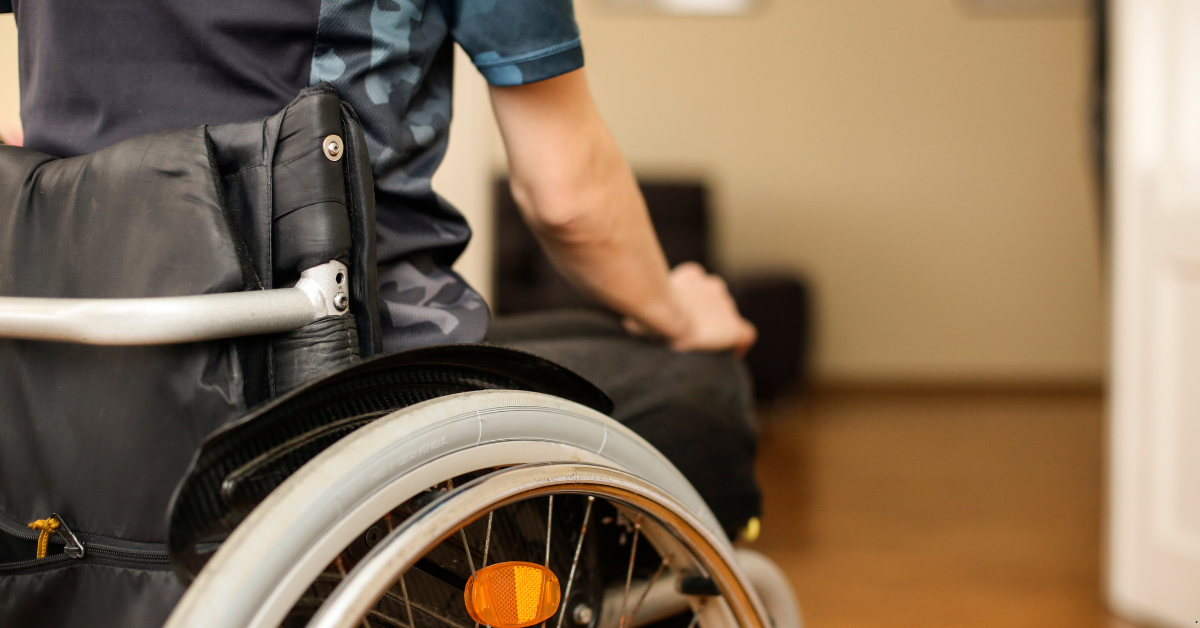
[487,309,761,537]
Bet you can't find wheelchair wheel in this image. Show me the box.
[305,463,764,628]
[164,390,776,628]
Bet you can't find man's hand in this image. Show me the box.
[624,263,757,355]
[0,123,22,146]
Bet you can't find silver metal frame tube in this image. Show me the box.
[599,573,689,628]
[0,260,349,345]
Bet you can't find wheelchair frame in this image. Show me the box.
[0,259,803,626]
[0,85,800,628]
[0,259,349,345]
[2,284,806,628]
[0,284,804,628]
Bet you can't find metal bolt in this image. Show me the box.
[333,292,349,311]
[323,135,344,162]
[572,604,593,626]
[364,525,384,548]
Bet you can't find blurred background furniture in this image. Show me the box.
[492,178,811,401]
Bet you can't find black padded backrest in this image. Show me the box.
[0,84,380,545]
[0,85,383,628]
[0,129,247,542]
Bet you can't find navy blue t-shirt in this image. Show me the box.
[3,0,584,352]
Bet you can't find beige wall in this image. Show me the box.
[0,4,1106,384]
[570,0,1105,384]
[435,46,497,305]
[0,15,16,140]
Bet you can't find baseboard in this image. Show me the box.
[810,377,1105,395]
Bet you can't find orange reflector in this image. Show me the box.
[464,561,561,628]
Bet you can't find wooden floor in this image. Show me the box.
[749,389,1140,628]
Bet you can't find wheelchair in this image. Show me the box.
[0,85,801,628]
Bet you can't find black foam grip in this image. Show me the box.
[271,88,352,285]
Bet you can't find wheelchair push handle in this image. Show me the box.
[0,259,350,346]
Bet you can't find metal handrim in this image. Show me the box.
[306,463,771,628]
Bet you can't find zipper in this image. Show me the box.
[0,511,171,567]
[0,553,73,571]
[83,544,170,564]
[53,513,85,558]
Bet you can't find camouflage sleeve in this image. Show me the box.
[448,0,584,87]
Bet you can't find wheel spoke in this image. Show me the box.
[364,609,408,628]
[448,479,477,576]
[554,496,594,628]
[459,527,477,575]
[625,557,668,628]
[481,511,494,568]
[616,515,643,628]
[379,589,471,628]
[474,510,494,628]
[544,495,554,567]
[400,573,415,628]
[541,495,555,628]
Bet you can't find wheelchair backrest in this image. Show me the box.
[0,84,378,546]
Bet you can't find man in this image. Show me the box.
[3,0,758,531]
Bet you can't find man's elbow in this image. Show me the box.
[511,177,604,243]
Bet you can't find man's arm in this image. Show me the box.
[489,69,756,354]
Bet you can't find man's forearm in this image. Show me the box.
[490,69,755,354]
[491,72,690,340]
[514,144,689,339]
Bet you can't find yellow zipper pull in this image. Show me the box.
[26,515,61,559]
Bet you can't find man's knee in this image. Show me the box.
[646,348,755,429]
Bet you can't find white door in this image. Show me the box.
[1109,0,1200,625]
